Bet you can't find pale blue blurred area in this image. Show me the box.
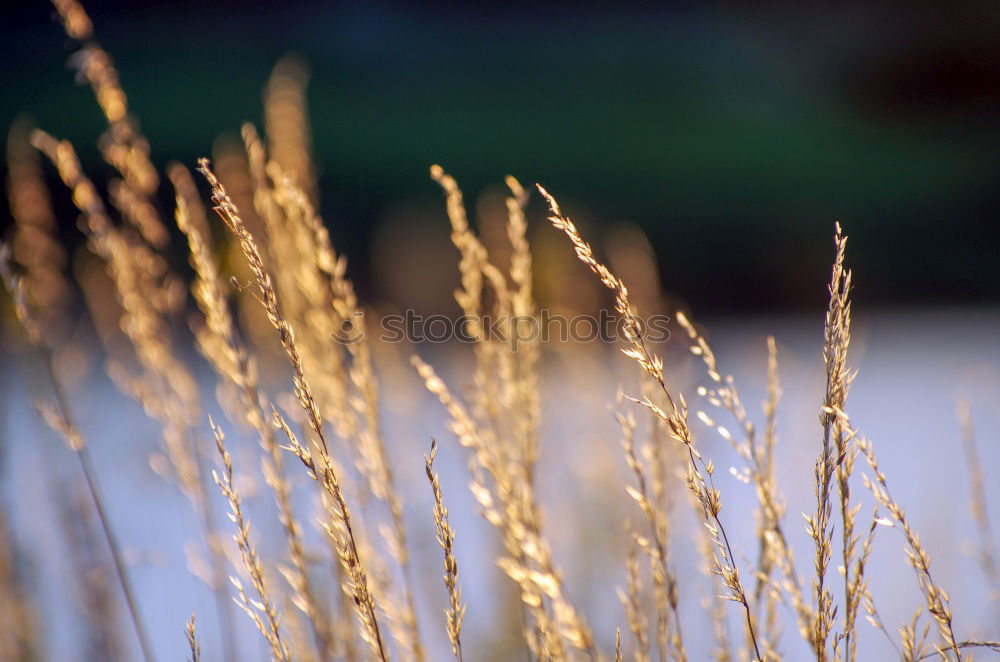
[2,308,999,660]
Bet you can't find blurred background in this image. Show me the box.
[2,0,1000,313]
[1,2,999,661]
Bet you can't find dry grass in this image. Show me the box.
[211,418,291,662]
[424,439,466,662]
[186,614,201,662]
[1,1,999,661]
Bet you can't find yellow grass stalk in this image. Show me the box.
[539,183,762,661]
[210,420,291,662]
[265,55,319,204]
[51,0,162,229]
[412,356,554,659]
[900,608,932,662]
[857,434,962,661]
[412,355,594,660]
[240,125,312,345]
[859,577,901,657]
[241,131,361,550]
[503,175,542,479]
[267,160,351,418]
[427,167,571,658]
[242,123,286,245]
[31,130,237,662]
[759,336,783,654]
[676,314,811,653]
[51,0,92,39]
[268,159,425,660]
[425,439,466,662]
[619,520,650,662]
[704,539,735,662]
[170,163,335,662]
[107,176,170,252]
[186,613,201,662]
[805,223,854,662]
[430,166,507,431]
[616,393,685,662]
[428,168,607,654]
[199,159,388,661]
[839,508,878,662]
[411,356,597,659]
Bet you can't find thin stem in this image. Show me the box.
[44,352,156,662]
[185,433,239,662]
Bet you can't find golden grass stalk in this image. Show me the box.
[759,336,782,652]
[897,616,999,661]
[0,243,156,662]
[170,163,335,662]
[914,641,1000,661]
[29,132,199,461]
[272,407,386,660]
[425,439,466,662]
[31,131,237,662]
[241,123,286,259]
[430,165,500,424]
[412,355,556,660]
[616,393,685,662]
[198,159,388,661]
[538,184,762,661]
[279,598,313,661]
[412,355,593,660]
[51,0,162,220]
[324,519,362,662]
[51,0,93,39]
[826,226,862,662]
[667,381,735,662]
[901,608,932,662]
[186,613,201,662]
[265,55,319,204]
[839,508,878,662]
[426,168,585,659]
[619,521,650,662]
[503,174,542,480]
[803,223,853,662]
[263,154,420,660]
[267,160,425,660]
[857,434,962,661]
[246,132,354,442]
[210,135,276,358]
[169,162,242,390]
[860,579,901,658]
[108,175,171,251]
[210,419,291,662]
[859,431,996,660]
[679,473,735,662]
[676,314,811,653]
[706,562,735,662]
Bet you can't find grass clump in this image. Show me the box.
[0,2,998,661]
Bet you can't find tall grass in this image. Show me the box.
[1,1,998,661]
